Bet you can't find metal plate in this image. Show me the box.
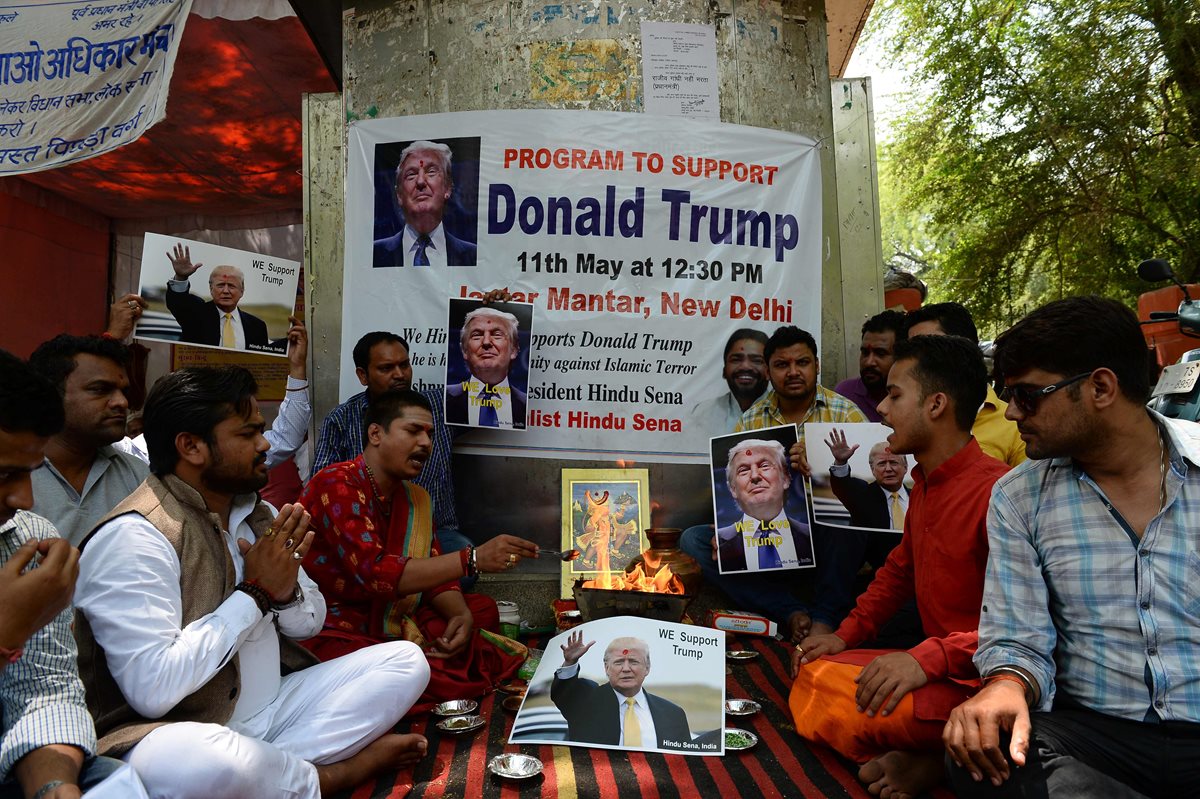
[432,699,478,717]
[488,754,544,780]
[724,699,762,716]
[726,650,760,662]
[723,727,759,751]
[436,714,486,735]
[1152,362,1200,397]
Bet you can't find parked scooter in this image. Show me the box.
[1138,258,1200,420]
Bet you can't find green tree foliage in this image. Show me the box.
[875,0,1200,329]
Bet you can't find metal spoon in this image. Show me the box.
[537,548,581,561]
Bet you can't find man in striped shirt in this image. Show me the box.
[944,296,1200,797]
[0,350,123,799]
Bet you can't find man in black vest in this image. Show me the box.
[73,367,431,799]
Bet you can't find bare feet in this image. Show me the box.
[787,611,812,642]
[858,750,944,798]
[316,732,428,794]
[809,620,835,637]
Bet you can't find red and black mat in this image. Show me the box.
[329,635,909,799]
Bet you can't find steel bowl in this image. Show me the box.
[432,699,478,717]
[488,753,544,780]
[501,694,525,713]
[724,727,760,751]
[725,649,760,662]
[724,699,762,716]
[436,714,486,735]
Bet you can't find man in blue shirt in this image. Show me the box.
[314,332,472,566]
[944,296,1200,797]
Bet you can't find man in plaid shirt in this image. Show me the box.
[945,296,1200,797]
[0,350,124,799]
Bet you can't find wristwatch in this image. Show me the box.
[270,584,305,611]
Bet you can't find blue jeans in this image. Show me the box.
[435,527,478,590]
[0,755,126,797]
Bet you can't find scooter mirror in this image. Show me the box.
[1138,258,1175,283]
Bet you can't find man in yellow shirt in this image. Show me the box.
[903,303,1025,467]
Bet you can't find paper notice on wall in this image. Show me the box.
[640,22,719,120]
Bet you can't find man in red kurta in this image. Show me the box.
[299,389,539,713]
[790,335,1010,797]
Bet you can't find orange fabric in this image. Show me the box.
[789,654,964,762]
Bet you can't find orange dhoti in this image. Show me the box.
[788,649,975,762]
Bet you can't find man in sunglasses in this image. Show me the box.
[944,296,1200,797]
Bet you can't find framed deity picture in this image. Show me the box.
[560,468,651,599]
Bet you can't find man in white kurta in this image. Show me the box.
[73,366,431,799]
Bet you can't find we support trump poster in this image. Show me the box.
[509,617,725,755]
[344,110,821,460]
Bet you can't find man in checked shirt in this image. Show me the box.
[944,296,1200,797]
[0,350,125,799]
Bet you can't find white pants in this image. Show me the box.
[126,641,430,799]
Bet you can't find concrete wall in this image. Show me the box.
[304,0,867,555]
[831,77,884,370]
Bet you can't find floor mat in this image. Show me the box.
[330,635,902,798]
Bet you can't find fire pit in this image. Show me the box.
[572,528,699,624]
[573,580,693,623]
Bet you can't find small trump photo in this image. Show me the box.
[134,233,300,357]
[372,137,480,267]
[805,421,915,534]
[710,425,814,574]
[444,298,533,430]
[510,616,725,756]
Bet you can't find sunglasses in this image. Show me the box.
[1000,372,1092,415]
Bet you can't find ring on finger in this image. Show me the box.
[292,551,303,560]
[128,301,138,310]
[284,538,295,549]
[265,527,275,537]
[795,645,804,653]
[507,553,517,564]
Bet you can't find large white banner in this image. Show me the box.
[344,110,821,461]
[0,0,191,174]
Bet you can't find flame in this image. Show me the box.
[582,559,686,595]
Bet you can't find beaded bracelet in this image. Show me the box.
[234,581,272,616]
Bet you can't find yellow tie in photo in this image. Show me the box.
[623,697,642,747]
[890,492,904,530]
[222,313,235,347]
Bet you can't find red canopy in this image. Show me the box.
[21,12,337,219]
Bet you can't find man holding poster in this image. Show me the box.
[445,304,528,429]
[716,438,812,572]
